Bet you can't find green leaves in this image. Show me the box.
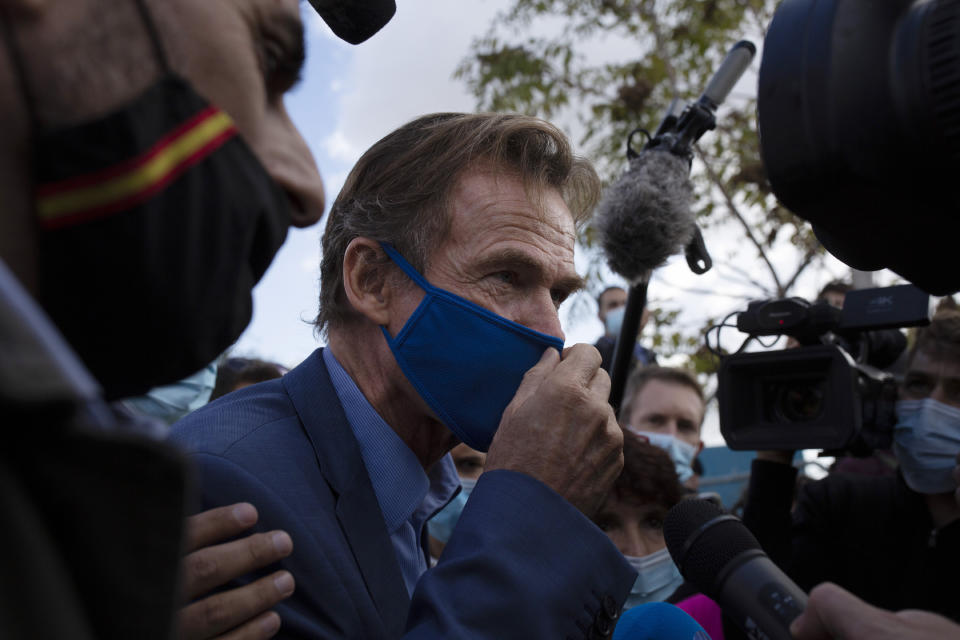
[458,0,829,373]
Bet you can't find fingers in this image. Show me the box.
[557,343,604,386]
[178,570,295,640]
[218,611,281,640]
[790,582,881,640]
[183,530,293,600]
[185,503,260,553]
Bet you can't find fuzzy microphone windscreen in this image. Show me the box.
[595,149,696,283]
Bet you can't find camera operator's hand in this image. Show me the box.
[178,503,295,640]
[486,344,623,518]
[791,582,960,640]
[757,450,795,466]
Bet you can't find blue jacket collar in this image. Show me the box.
[281,348,410,635]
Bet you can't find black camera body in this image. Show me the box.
[718,285,930,454]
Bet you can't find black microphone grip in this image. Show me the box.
[608,280,648,415]
[714,550,808,640]
[665,500,809,640]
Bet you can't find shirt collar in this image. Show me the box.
[323,348,458,532]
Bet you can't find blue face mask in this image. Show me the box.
[605,305,625,338]
[379,243,564,452]
[427,476,477,544]
[894,398,960,494]
[623,548,685,610]
[631,430,698,483]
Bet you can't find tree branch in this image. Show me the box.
[715,260,775,295]
[697,148,784,294]
[781,245,821,295]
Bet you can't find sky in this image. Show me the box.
[231,1,890,447]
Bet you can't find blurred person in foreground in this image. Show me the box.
[620,366,706,492]
[743,311,960,622]
[0,0,396,637]
[171,113,634,638]
[593,285,657,374]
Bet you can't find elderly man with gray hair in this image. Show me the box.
[172,112,635,638]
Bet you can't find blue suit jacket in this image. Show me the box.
[171,349,634,639]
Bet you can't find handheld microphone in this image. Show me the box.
[664,499,807,640]
[612,602,711,640]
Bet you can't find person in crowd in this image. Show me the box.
[594,285,657,373]
[209,357,285,401]
[0,0,397,637]
[743,310,960,622]
[426,443,487,561]
[599,433,748,640]
[595,433,685,610]
[817,280,851,310]
[170,112,634,638]
[619,366,705,492]
[120,362,219,426]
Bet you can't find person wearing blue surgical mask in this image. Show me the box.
[742,311,960,623]
[594,433,728,632]
[427,444,487,561]
[620,367,706,491]
[593,286,657,374]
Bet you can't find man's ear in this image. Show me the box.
[342,237,395,326]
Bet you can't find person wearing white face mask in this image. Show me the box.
[619,366,706,491]
[596,433,732,639]
[742,311,960,624]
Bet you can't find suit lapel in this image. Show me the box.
[282,349,411,636]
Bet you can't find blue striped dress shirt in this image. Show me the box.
[322,348,460,595]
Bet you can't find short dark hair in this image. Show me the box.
[316,112,601,334]
[817,280,852,301]
[210,359,284,401]
[608,431,683,510]
[597,285,625,308]
[620,366,704,425]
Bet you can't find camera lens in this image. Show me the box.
[776,380,825,422]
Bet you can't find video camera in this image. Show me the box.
[758,0,960,295]
[717,285,930,454]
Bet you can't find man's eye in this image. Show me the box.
[491,272,517,285]
[551,289,568,308]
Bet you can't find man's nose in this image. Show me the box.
[521,293,565,341]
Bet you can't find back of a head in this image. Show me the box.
[612,432,684,511]
[316,112,601,334]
